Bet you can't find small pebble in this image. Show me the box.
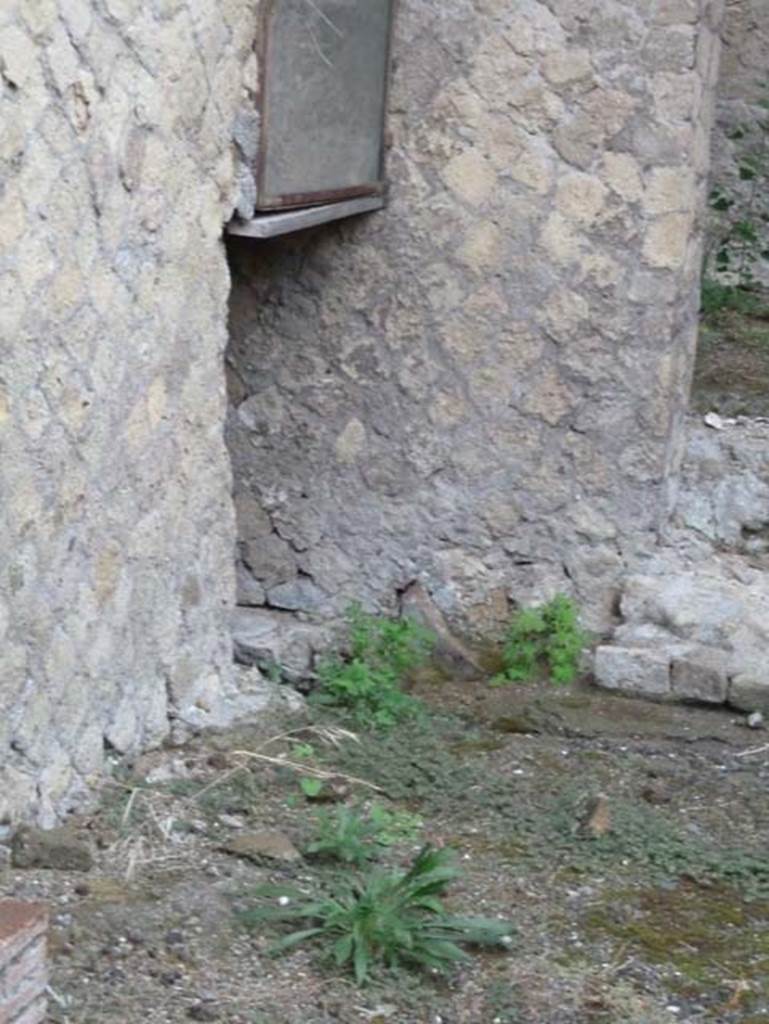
[219,814,245,829]
[704,411,725,430]
[188,1004,220,1021]
[748,711,765,729]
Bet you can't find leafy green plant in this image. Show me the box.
[241,845,513,984]
[305,804,423,865]
[368,803,423,846]
[493,594,587,686]
[299,776,324,799]
[306,805,380,866]
[292,742,315,760]
[314,604,434,729]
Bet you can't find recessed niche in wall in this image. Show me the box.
[228,0,394,239]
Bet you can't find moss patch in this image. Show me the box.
[584,881,769,1010]
[694,296,769,417]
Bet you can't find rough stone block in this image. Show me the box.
[399,581,483,680]
[232,607,329,679]
[671,651,729,703]
[9,997,48,1024]
[11,827,93,872]
[729,673,769,714]
[593,646,671,697]
[242,534,297,588]
[235,564,266,607]
[654,0,700,26]
[265,578,326,613]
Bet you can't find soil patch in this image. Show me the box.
[4,685,769,1023]
[693,298,769,416]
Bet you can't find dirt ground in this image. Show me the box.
[4,679,769,1024]
[693,292,769,416]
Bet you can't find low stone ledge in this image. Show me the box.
[671,652,730,704]
[0,901,48,1024]
[593,645,672,697]
[595,547,769,711]
[729,673,769,714]
[232,607,331,681]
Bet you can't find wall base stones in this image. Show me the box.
[593,416,769,711]
[0,902,47,1024]
[232,608,331,682]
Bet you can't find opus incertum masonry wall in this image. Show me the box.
[709,0,769,286]
[226,0,724,646]
[0,0,258,824]
[1,0,728,823]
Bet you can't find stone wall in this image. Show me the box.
[0,0,258,825]
[0,0,729,824]
[594,414,769,709]
[716,0,769,109]
[227,0,724,662]
[708,0,769,284]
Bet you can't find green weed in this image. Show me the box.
[305,803,424,866]
[704,88,769,292]
[368,803,423,846]
[493,594,586,686]
[292,743,315,760]
[299,777,324,799]
[241,845,513,984]
[305,804,381,866]
[700,277,769,318]
[495,787,769,899]
[313,604,434,730]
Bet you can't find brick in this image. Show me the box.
[9,995,47,1024]
[0,904,46,965]
[0,903,47,1024]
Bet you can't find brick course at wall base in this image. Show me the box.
[0,902,47,1024]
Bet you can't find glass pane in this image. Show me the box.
[258,0,393,209]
